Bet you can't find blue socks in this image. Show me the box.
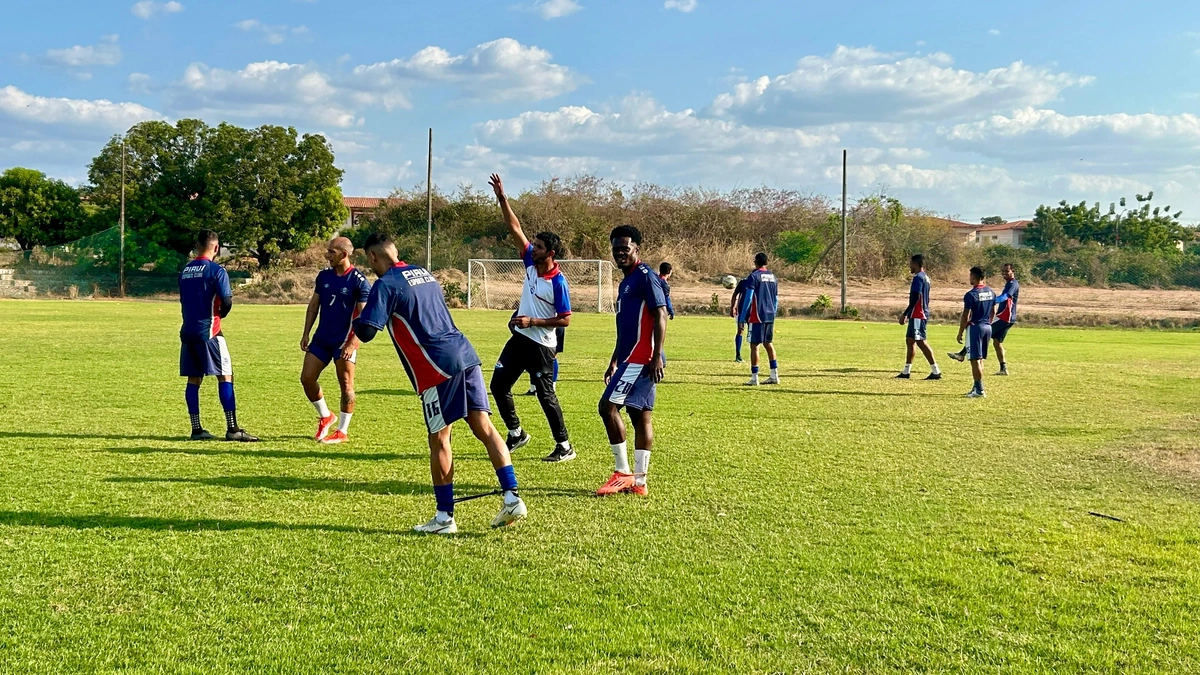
[751,366,760,375]
[552,360,559,383]
[769,359,778,370]
[974,379,983,394]
[735,335,743,359]
[217,381,238,430]
[496,465,518,492]
[185,383,201,432]
[434,483,455,515]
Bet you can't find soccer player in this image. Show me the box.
[658,262,676,320]
[596,225,668,497]
[896,254,942,380]
[957,266,997,398]
[299,237,371,444]
[729,276,749,362]
[487,174,575,463]
[740,252,779,386]
[178,229,257,442]
[524,326,564,396]
[950,263,1018,375]
[352,232,527,534]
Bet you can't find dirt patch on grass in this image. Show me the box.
[1114,417,1200,485]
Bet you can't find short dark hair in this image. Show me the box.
[363,232,395,251]
[754,252,768,267]
[609,225,642,246]
[970,266,986,280]
[1002,262,1015,271]
[659,262,672,276]
[196,229,219,251]
[911,254,924,268]
[535,231,563,259]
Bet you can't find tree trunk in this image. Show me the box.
[256,242,272,269]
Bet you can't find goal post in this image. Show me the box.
[467,259,618,313]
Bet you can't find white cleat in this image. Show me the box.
[413,514,457,535]
[947,351,966,363]
[743,379,759,386]
[763,375,780,385]
[965,390,986,398]
[491,497,528,528]
[996,369,1009,376]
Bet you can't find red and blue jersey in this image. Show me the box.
[739,268,778,324]
[658,275,675,319]
[178,256,232,340]
[614,262,667,365]
[964,284,996,326]
[995,278,1019,323]
[355,262,481,392]
[516,243,572,349]
[313,266,372,347]
[906,271,931,320]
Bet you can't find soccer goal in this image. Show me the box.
[467,259,618,313]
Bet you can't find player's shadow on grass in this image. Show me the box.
[0,510,406,536]
[101,446,425,462]
[721,387,918,397]
[104,475,590,498]
[819,368,897,374]
[356,389,415,397]
[0,431,184,442]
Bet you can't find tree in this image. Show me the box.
[0,168,87,253]
[981,216,1004,225]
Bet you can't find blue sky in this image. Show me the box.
[3,0,1200,222]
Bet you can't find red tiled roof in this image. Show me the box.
[929,217,979,229]
[344,197,404,209]
[977,220,1032,232]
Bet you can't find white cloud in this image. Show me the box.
[665,0,698,12]
[131,1,183,19]
[44,35,122,69]
[170,61,360,128]
[988,29,1001,36]
[531,0,582,19]
[343,159,415,193]
[709,45,1092,126]
[0,85,163,129]
[235,19,308,45]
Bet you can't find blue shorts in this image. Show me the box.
[750,322,774,344]
[906,318,928,341]
[991,320,1013,343]
[601,362,657,411]
[968,323,992,360]
[180,334,233,377]
[420,365,490,434]
[307,338,357,366]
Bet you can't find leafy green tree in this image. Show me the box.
[980,215,1004,225]
[0,167,87,253]
[774,230,822,266]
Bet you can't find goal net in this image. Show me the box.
[467,259,618,313]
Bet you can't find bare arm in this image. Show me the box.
[511,314,571,330]
[300,292,320,351]
[956,307,970,344]
[489,173,529,253]
[650,306,668,383]
[340,301,366,360]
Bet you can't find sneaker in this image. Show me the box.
[506,431,531,452]
[763,374,780,385]
[321,430,348,444]
[947,351,966,363]
[630,482,648,497]
[996,369,1009,376]
[596,472,636,496]
[542,443,576,463]
[315,414,337,441]
[895,372,911,379]
[965,390,986,398]
[490,497,528,528]
[734,357,744,363]
[925,373,942,380]
[189,429,217,441]
[225,428,260,442]
[413,514,457,535]
[521,385,537,396]
[743,378,760,386]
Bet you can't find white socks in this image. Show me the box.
[503,490,520,505]
[902,363,912,375]
[612,441,630,474]
[931,362,941,375]
[338,412,352,433]
[770,368,778,378]
[634,449,650,486]
[559,440,572,451]
[313,397,331,418]
[509,427,523,438]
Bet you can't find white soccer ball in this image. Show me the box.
[721,274,738,289]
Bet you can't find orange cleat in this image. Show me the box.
[629,482,648,496]
[321,430,348,444]
[315,414,337,441]
[596,472,636,496]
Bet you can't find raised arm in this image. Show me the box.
[489,173,529,253]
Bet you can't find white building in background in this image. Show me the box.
[933,218,1032,249]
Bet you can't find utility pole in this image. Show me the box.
[119,137,126,298]
[425,128,433,270]
[840,149,847,313]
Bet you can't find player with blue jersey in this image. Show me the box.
[178,230,257,442]
[950,262,1018,375]
[957,266,997,398]
[596,225,668,497]
[488,174,575,463]
[897,254,942,380]
[353,233,526,534]
[658,262,676,320]
[729,276,750,362]
[740,252,780,386]
[300,237,371,444]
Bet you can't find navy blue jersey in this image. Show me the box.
[963,284,996,326]
[614,262,667,365]
[906,271,931,320]
[740,268,778,323]
[355,263,481,392]
[733,277,751,322]
[658,275,675,319]
[995,278,1019,323]
[179,257,232,340]
[313,266,372,347]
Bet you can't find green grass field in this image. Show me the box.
[1,300,1198,674]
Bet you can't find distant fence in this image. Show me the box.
[466,259,617,313]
